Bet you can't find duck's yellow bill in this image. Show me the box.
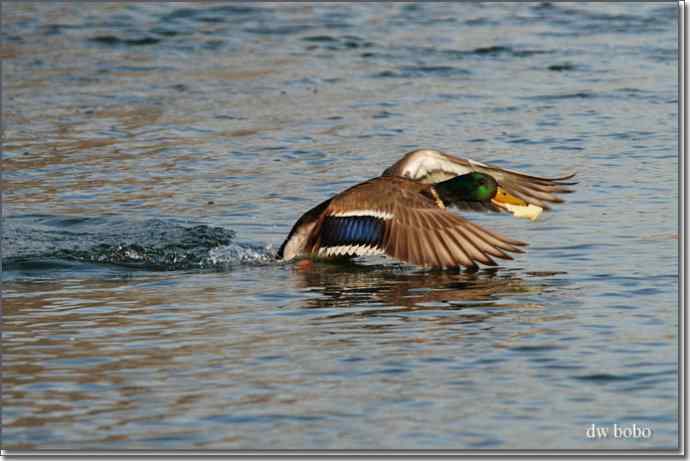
[493,187,528,206]
[492,187,543,221]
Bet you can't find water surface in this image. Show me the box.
[2,2,679,450]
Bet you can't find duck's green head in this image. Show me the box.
[457,172,498,201]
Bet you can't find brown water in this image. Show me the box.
[2,2,679,450]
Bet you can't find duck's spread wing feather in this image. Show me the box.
[385,149,576,211]
[385,205,526,269]
[307,177,526,269]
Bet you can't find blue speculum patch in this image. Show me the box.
[321,216,384,248]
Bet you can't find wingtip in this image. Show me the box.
[556,171,577,181]
[511,239,528,250]
[463,263,480,272]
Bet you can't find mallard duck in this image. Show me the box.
[277,149,575,270]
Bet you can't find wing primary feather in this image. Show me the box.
[462,220,526,253]
[509,183,564,203]
[451,227,497,266]
[408,227,425,266]
[454,224,513,261]
[492,169,577,184]
[423,230,447,268]
[419,234,438,267]
[422,213,460,268]
[394,225,405,262]
[432,230,457,269]
[515,181,575,194]
[441,228,479,269]
[396,225,410,263]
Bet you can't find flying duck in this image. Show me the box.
[277,149,576,270]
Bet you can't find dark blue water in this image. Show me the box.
[2,2,679,450]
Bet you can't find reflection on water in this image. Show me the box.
[293,262,542,312]
[3,265,578,450]
[2,1,679,451]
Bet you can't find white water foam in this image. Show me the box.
[206,243,277,267]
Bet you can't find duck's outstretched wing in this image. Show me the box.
[381,203,527,270]
[382,149,576,217]
[305,177,526,270]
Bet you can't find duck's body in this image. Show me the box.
[278,149,575,270]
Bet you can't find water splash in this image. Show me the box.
[207,243,277,268]
[2,215,275,272]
